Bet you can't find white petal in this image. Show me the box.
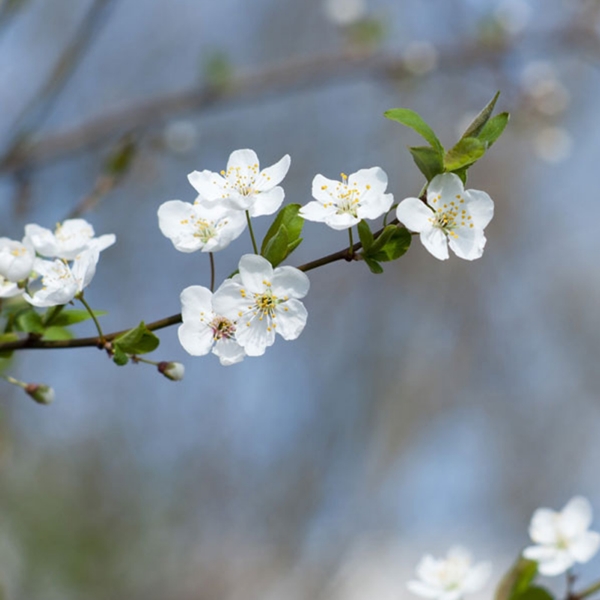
[448,227,486,260]
[0,277,21,298]
[325,212,359,230]
[24,223,58,257]
[523,545,559,562]
[421,228,449,260]
[254,154,290,192]
[271,266,310,299]
[227,148,259,172]
[464,190,494,230]
[463,562,492,593]
[299,201,335,223]
[158,200,196,247]
[560,496,593,537]
[275,298,307,340]
[178,322,214,356]
[311,174,341,204]
[187,170,227,201]
[440,591,463,600]
[180,285,213,322]
[396,198,434,232]
[212,279,247,321]
[427,173,464,202]
[238,254,273,292]
[72,248,99,291]
[213,338,246,365]
[92,234,116,253]
[235,314,275,356]
[570,531,600,563]
[407,580,442,599]
[415,556,441,584]
[357,192,394,221]
[529,508,560,545]
[537,551,574,576]
[348,166,388,193]
[247,186,284,217]
[210,211,247,251]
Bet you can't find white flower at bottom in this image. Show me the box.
[300,167,393,230]
[23,249,99,307]
[0,237,35,282]
[396,173,494,261]
[157,197,246,253]
[212,254,310,357]
[523,496,600,576]
[0,275,21,298]
[408,547,491,600]
[178,286,245,366]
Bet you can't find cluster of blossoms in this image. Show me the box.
[159,149,497,364]
[408,496,600,600]
[0,219,115,307]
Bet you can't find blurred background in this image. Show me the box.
[1,0,600,598]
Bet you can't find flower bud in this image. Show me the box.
[157,361,185,381]
[24,383,55,405]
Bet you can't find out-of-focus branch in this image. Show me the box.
[0,0,118,176]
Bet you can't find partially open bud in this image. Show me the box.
[24,383,55,405]
[157,361,185,381]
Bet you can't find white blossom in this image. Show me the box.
[0,237,35,282]
[212,254,309,357]
[0,276,21,298]
[24,218,115,260]
[300,167,393,230]
[396,173,494,261]
[523,496,600,576]
[178,285,246,366]
[323,0,367,26]
[407,547,491,600]
[158,197,246,253]
[187,149,290,217]
[23,249,100,308]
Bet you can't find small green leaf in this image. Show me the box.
[104,134,136,176]
[113,321,160,355]
[15,309,44,334]
[42,326,73,341]
[516,587,554,600]
[357,220,374,251]
[444,137,486,171]
[461,91,500,139]
[112,347,129,366]
[384,108,444,153]
[368,226,412,262]
[49,309,107,328]
[261,204,305,267]
[0,333,18,359]
[362,256,384,274]
[409,146,444,181]
[495,558,538,600]
[478,112,509,148]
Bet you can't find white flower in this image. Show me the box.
[212,254,309,357]
[523,496,600,576]
[396,173,494,261]
[187,149,290,217]
[408,547,491,600]
[0,275,21,298]
[300,167,393,230]
[157,197,246,253]
[23,249,99,308]
[24,218,115,260]
[0,237,35,282]
[323,0,367,26]
[178,285,246,366]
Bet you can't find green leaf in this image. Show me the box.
[42,326,73,341]
[112,347,129,366]
[49,309,107,328]
[516,587,554,600]
[113,321,160,355]
[363,256,384,274]
[15,309,44,334]
[260,204,305,267]
[262,224,289,267]
[0,333,18,359]
[444,137,486,171]
[495,558,538,600]
[461,91,500,139]
[409,146,444,181]
[368,226,412,262]
[478,112,509,148]
[104,134,136,176]
[357,220,374,251]
[384,108,444,153]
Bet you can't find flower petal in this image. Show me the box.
[227,148,259,172]
[560,496,593,537]
[357,192,394,221]
[247,186,285,217]
[254,154,290,192]
[396,198,434,232]
[536,551,574,576]
[71,248,99,291]
[180,285,213,322]
[463,562,492,593]
[178,322,214,356]
[570,531,600,563]
[427,173,464,203]
[235,314,275,356]
[187,170,227,201]
[238,254,273,292]
[407,580,442,598]
[523,545,559,562]
[348,166,388,195]
[24,224,58,258]
[271,266,310,299]
[421,228,449,260]
[325,212,359,230]
[448,226,487,260]
[299,200,335,223]
[528,508,559,545]
[275,298,307,340]
[464,190,494,230]
[311,174,341,204]
[213,338,246,365]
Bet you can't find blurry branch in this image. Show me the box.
[0,0,30,36]
[0,39,513,176]
[0,0,118,184]
[0,220,395,352]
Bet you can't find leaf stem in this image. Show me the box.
[77,293,105,345]
[209,252,215,292]
[246,211,259,254]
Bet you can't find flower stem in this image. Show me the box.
[348,227,354,257]
[77,293,105,344]
[0,374,26,389]
[245,211,259,254]
[209,252,215,292]
[574,580,600,600]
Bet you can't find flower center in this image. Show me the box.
[254,289,278,319]
[192,217,217,243]
[221,163,259,197]
[428,194,472,239]
[209,316,236,340]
